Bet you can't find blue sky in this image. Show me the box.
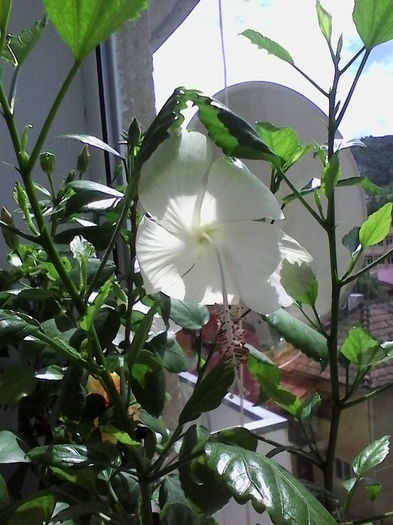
[153,0,393,138]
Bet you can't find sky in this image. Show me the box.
[153,0,393,139]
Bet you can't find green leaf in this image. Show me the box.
[131,367,166,418]
[28,443,121,468]
[159,476,189,507]
[1,18,46,67]
[54,224,115,250]
[58,134,122,158]
[353,436,390,477]
[365,481,382,502]
[247,348,301,416]
[42,0,147,60]
[169,298,209,330]
[316,0,332,42]
[297,393,321,422]
[255,122,300,169]
[58,365,87,420]
[0,0,11,42]
[204,442,337,524]
[335,176,382,196]
[0,367,36,405]
[353,0,393,48]
[263,309,328,368]
[340,327,378,369]
[179,359,234,425]
[160,502,199,525]
[50,466,97,493]
[359,202,393,247]
[322,153,340,198]
[281,260,318,306]
[66,180,123,214]
[241,29,294,65]
[342,226,360,254]
[79,278,113,331]
[0,430,30,464]
[214,427,258,452]
[131,349,163,387]
[5,494,56,525]
[148,334,188,373]
[193,93,276,162]
[99,425,141,449]
[179,425,210,461]
[0,309,40,342]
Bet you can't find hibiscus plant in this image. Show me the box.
[0,0,393,524]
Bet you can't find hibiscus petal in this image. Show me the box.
[199,158,283,227]
[279,231,313,264]
[181,241,239,305]
[138,129,214,234]
[214,221,284,313]
[136,217,197,297]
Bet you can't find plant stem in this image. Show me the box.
[340,510,393,525]
[139,480,154,525]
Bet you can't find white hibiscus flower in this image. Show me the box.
[136,129,311,314]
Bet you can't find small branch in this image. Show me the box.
[339,46,366,75]
[277,169,325,226]
[341,246,393,286]
[336,50,371,128]
[343,381,393,409]
[292,63,329,98]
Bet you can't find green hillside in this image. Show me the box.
[352,135,393,187]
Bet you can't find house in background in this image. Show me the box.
[270,297,393,523]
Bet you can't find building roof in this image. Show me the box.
[272,299,393,391]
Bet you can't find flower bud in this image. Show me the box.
[40,151,56,175]
[77,144,90,174]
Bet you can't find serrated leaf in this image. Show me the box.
[179,359,234,425]
[242,29,294,65]
[0,430,30,464]
[359,202,392,247]
[70,234,96,261]
[131,367,165,417]
[214,427,258,452]
[58,134,122,157]
[337,176,382,196]
[365,481,381,502]
[148,334,188,373]
[169,298,209,330]
[42,0,147,60]
[205,442,337,524]
[0,367,36,405]
[247,347,301,416]
[281,260,318,306]
[340,326,378,369]
[35,365,64,381]
[193,94,276,162]
[263,309,328,368]
[316,0,332,42]
[353,0,393,49]
[255,122,300,169]
[353,436,390,477]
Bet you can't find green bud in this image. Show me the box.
[40,151,56,175]
[1,207,19,250]
[77,144,90,174]
[128,117,141,147]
